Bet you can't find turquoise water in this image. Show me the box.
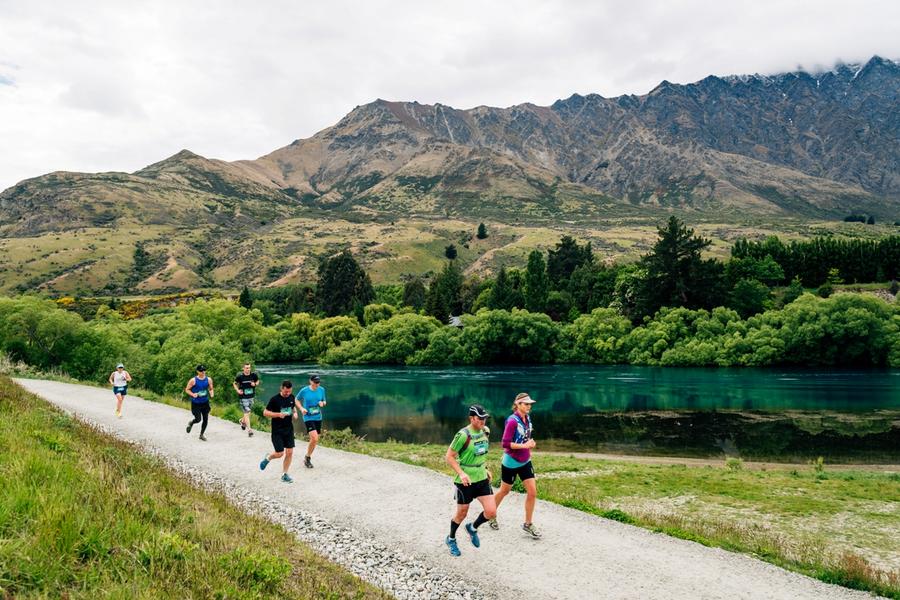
[256,365,900,461]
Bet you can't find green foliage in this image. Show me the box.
[476,222,488,239]
[309,316,362,357]
[455,309,560,364]
[547,235,593,289]
[728,279,772,318]
[545,290,574,322]
[362,303,397,327]
[373,284,403,307]
[401,278,426,311]
[487,267,517,310]
[568,262,618,313]
[238,286,253,309]
[326,313,441,365]
[424,261,463,322]
[524,249,550,313]
[782,276,805,305]
[632,216,726,322]
[444,244,458,260]
[564,308,633,363]
[316,251,374,317]
[725,255,784,287]
[251,284,316,317]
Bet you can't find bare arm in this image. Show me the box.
[125,372,132,382]
[445,448,470,485]
[185,377,196,397]
[208,377,214,398]
[109,373,115,385]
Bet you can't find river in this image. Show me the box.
[256,365,900,462]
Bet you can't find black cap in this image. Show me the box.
[309,374,321,383]
[196,364,206,372]
[468,404,489,418]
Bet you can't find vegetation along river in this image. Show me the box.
[257,364,900,462]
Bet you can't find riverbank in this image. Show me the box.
[0,376,389,599]
[323,433,900,597]
[14,378,882,600]
[8,370,899,597]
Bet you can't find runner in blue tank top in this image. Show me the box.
[184,364,214,441]
[296,373,326,468]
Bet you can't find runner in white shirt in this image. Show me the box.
[108,363,132,418]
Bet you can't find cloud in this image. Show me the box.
[0,0,899,189]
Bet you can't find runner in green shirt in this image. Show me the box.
[444,404,497,557]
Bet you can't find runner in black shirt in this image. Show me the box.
[259,380,299,483]
[233,363,259,437]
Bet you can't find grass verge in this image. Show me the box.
[0,376,389,599]
[321,431,900,599]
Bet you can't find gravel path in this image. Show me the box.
[16,379,882,600]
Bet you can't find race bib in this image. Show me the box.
[473,439,488,456]
[280,406,293,415]
[197,390,207,397]
[308,407,320,415]
[242,388,254,396]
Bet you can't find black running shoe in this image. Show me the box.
[199,434,207,442]
[186,420,193,433]
[304,456,313,469]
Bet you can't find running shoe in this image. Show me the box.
[304,456,313,469]
[488,518,499,530]
[248,430,254,437]
[522,522,542,539]
[465,523,480,548]
[186,420,193,433]
[241,423,246,431]
[199,434,208,442]
[281,473,294,483]
[445,536,461,557]
[259,456,270,471]
[116,411,122,419]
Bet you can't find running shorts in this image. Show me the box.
[454,478,493,505]
[304,420,322,434]
[271,428,295,452]
[501,461,535,485]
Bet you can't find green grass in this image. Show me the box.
[321,436,900,598]
[0,376,389,599]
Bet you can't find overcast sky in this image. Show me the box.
[1,0,898,190]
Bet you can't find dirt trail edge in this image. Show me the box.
[16,379,880,600]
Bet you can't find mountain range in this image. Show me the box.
[1,56,898,294]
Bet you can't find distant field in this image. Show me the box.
[0,214,896,294]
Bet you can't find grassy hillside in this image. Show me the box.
[0,376,389,599]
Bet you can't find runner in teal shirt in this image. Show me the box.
[296,374,326,468]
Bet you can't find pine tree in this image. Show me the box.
[444,244,458,260]
[476,223,488,239]
[488,267,514,310]
[425,261,463,321]
[238,286,253,309]
[547,236,592,289]
[524,250,549,313]
[402,278,427,310]
[316,251,375,316]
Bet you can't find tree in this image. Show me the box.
[444,244,458,260]
[547,236,593,289]
[545,290,574,322]
[425,261,463,322]
[488,267,515,310]
[728,279,772,318]
[402,278,427,310]
[316,251,375,317]
[238,286,253,309]
[568,262,618,313]
[476,222,488,239]
[781,276,804,306]
[632,216,726,320]
[524,250,550,313]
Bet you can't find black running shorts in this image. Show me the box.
[304,420,322,434]
[454,478,493,505]
[271,428,295,452]
[501,461,536,485]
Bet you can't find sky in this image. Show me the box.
[1,0,898,190]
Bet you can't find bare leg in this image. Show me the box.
[306,430,319,457]
[475,492,497,520]
[283,448,294,473]
[494,481,512,509]
[523,478,537,524]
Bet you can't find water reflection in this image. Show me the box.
[258,364,900,461]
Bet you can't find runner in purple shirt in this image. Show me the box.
[490,392,541,538]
